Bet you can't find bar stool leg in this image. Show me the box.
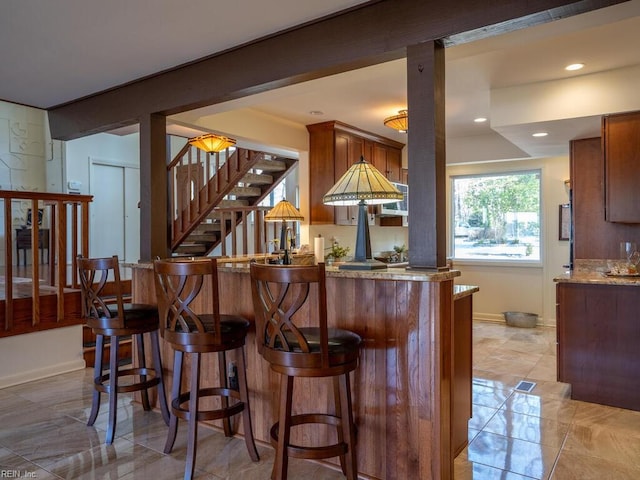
[151,330,170,425]
[164,351,183,454]
[106,335,119,445]
[87,334,104,427]
[237,347,259,461]
[338,372,357,480]
[273,375,294,480]
[136,333,151,411]
[217,350,232,436]
[185,352,201,480]
[333,376,347,475]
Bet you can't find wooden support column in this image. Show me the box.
[407,40,447,270]
[139,113,169,260]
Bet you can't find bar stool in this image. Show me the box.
[154,257,259,480]
[78,255,170,445]
[250,262,361,480]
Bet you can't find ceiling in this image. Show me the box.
[2,0,640,163]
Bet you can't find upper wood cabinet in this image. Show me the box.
[570,137,640,260]
[603,111,640,223]
[307,121,405,225]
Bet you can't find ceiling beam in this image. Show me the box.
[47,0,624,140]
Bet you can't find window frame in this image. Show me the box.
[450,168,543,267]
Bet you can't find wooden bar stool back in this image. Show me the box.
[78,255,170,445]
[250,262,361,480]
[154,257,259,480]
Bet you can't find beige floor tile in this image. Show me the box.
[550,449,640,480]
[467,430,560,479]
[455,454,539,480]
[0,447,61,479]
[473,369,524,391]
[472,383,511,409]
[502,392,578,423]
[562,422,640,468]
[2,320,638,479]
[571,400,640,437]
[483,409,570,447]
[468,404,499,431]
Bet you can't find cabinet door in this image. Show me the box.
[386,147,402,182]
[371,143,387,176]
[604,112,640,223]
[334,132,362,225]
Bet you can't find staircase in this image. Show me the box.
[169,140,298,256]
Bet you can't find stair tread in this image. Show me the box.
[241,172,273,185]
[254,159,287,172]
[230,186,262,197]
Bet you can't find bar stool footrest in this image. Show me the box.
[270,413,349,459]
[94,367,161,394]
[172,387,245,422]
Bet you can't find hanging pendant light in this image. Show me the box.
[188,133,236,153]
[383,109,408,133]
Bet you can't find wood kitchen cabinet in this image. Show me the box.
[603,110,640,223]
[570,137,640,260]
[452,291,473,457]
[556,281,640,411]
[307,120,404,225]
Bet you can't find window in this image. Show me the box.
[452,170,541,262]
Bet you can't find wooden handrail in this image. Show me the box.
[168,144,272,250]
[0,190,92,333]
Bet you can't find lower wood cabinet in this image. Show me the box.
[556,282,640,411]
[452,293,473,457]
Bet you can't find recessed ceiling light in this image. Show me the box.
[532,132,548,137]
[474,117,487,123]
[309,110,324,116]
[565,63,584,71]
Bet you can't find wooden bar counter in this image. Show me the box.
[129,260,476,480]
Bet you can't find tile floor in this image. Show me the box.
[1,321,640,479]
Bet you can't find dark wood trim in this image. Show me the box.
[47,0,623,140]
[407,40,447,270]
[139,113,169,260]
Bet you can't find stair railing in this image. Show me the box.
[1,190,92,335]
[168,142,267,249]
[214,205,282,257]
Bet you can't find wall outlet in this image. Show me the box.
[227,361,238,391]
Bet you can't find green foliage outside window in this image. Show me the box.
[452,170,541,261]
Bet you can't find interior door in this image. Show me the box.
[124,167,140,263]
[90,163,125,259]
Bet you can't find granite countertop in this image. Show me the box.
[454,284,479,299]
[554,270,640,286]
[124,257,462,282]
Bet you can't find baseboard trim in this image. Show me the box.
[472,312,556,328]
[0,359,86,389]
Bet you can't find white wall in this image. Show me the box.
[0,101,85,387]
[0,327,84,388]
[0,101,49,265]
[65,132,141,262]
[65,132,139,196]
[447,156,571,326]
